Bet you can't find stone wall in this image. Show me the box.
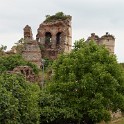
[87,32,115,54]
[22,16,115,69]
[8,66,39,82]
[22,16,72,67]
[36,17,72,59]
[22,40,42,68]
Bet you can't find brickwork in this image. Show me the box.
[8,66,38,82]
[22,15,72,67]
[23,25,33,40]
[36,17,72,59]
[22,14,115,68]
[87,32,115,54]
[22,40,42,68]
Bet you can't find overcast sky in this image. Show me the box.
[0,0,124,62]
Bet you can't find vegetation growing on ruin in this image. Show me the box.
[12,38,25,54]
[44,12,71,22]
[0,54,39,74]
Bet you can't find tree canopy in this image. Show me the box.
[39,39,124,124]
[0,54,39,74]
[0,73,40,124]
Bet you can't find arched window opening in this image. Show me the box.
[45,32,52,44]
[56,32,62,45]
[26,70,29,76]
[21,70,24,74]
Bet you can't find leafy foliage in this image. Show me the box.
[11,38,25,54]
[0,73,40,124]
[0,45,7,56]
[44,12,71,22]
[0,54,39,74]
[39,39,124,124]
[43,58,53,70]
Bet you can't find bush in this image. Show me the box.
[0,54,40,74]
[44,12,70,22]
[39,39,124,124]
[0,73,40,124]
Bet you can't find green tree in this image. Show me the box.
[0,73,40,124]
[0,54,39,74]
[0,45,7,56]
[11,38,25,54]
[39,39,124,124]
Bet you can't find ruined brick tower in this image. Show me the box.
[22,12,72,67]
[22,25,42,68]
[36,15,72,59]
[21,13,115,69]
[23,25,33,40]
[87,32,115,54]
[100,32,115,54]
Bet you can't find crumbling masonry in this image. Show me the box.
[87,32,115,54]
[22,16,72,68]
[22,14,115,68]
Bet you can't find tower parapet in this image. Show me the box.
[24,25,33,40]
[100,32,115,54]
[87,33,100,44]
[22,12,72,67]
[87,32,115,54]
[22,25,41,68]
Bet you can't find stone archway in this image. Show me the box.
[45,32,52,44]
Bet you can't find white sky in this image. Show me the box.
[0,0,124,62]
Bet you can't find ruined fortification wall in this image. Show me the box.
[22,40,41,68]
[87,32,115,54]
